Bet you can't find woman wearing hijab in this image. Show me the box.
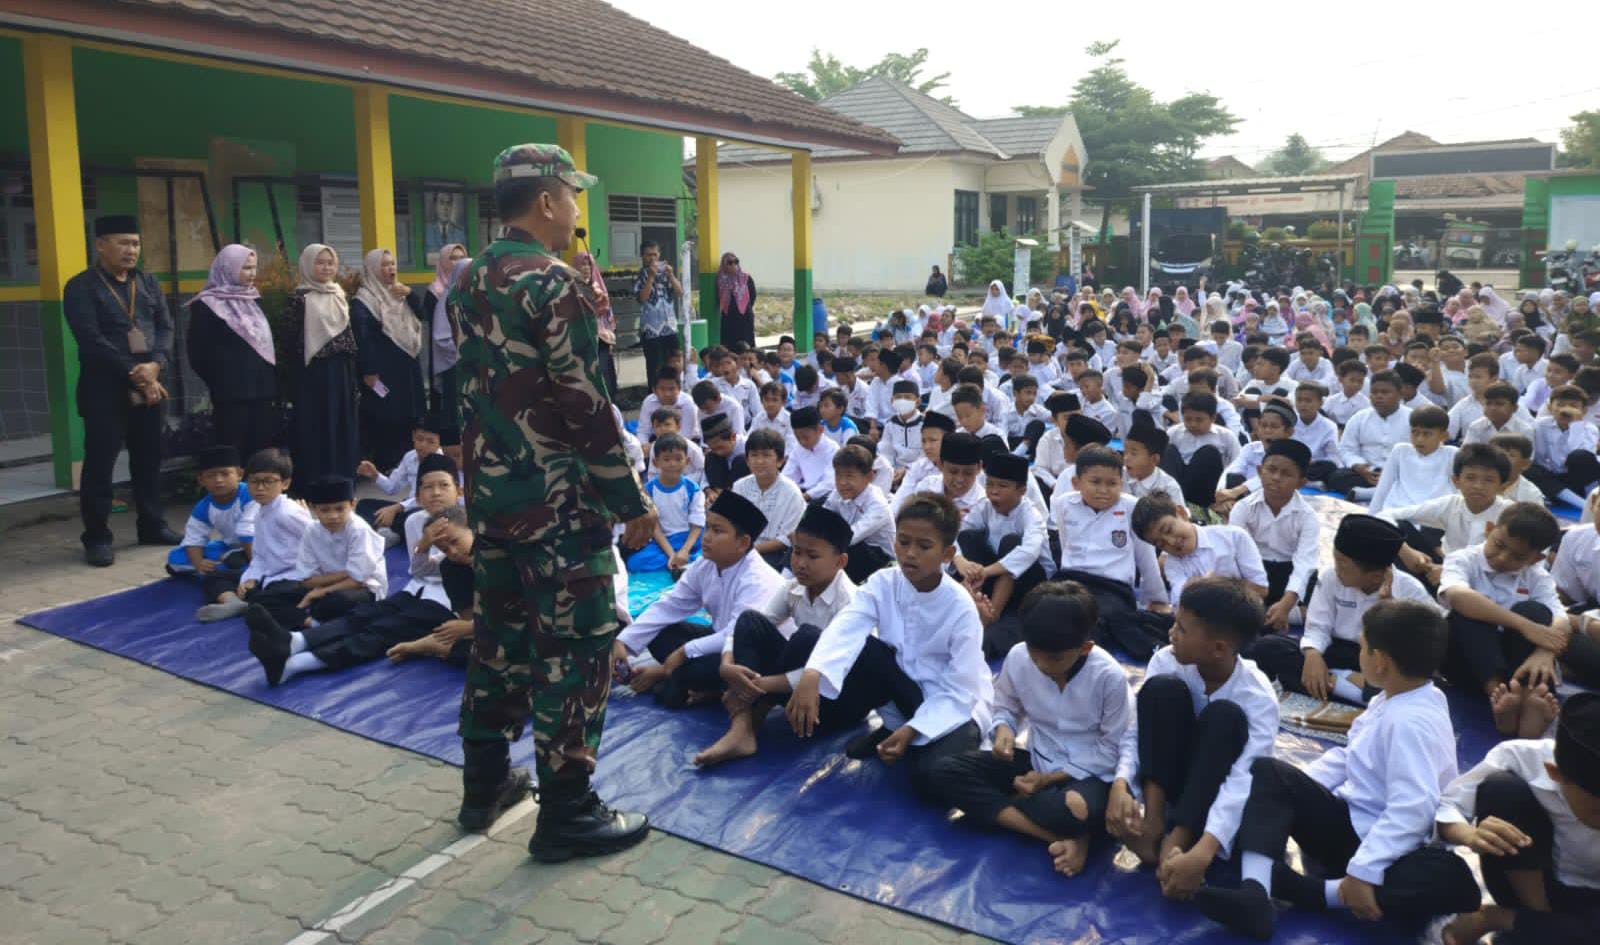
[351,247,425,470]
[1172,285,1196,319]
[981,279,1013,327]
[1477,286,1511,324]
[715,252,757,348]
[413,243,468,418]
[289,243,358,483]
[187,244,278,459]
[431,257,472,432]
[571,251,618,397]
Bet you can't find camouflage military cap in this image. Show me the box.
[492,143,598,190]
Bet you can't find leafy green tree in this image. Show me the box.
[775,48,953,104]
[954,230,1053,289]
[1259,133,1328,176]
[1558,111,1600,168]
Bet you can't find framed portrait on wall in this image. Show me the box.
[422,186,468,265]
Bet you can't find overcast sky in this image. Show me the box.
[612,0,1596,164]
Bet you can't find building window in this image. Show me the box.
[989,193,1008,233]
[608,193,677,266]
[0,173,97,282]
[1015,196,1038,234]
[476,193,502,250]
[954,190,979,247]
[293,180,413,271]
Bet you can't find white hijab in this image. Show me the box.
[356,248,422,358]
[297,243,349,365]
[982,280,1013,322]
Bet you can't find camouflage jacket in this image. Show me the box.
[450,228,649,575]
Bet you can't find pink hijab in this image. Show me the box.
[1173,286,1195,316]
[188,243,274,365]
[716,252,752,315]
[428,243,466,298]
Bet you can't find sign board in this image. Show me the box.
[1175,190,1345,215]
[320,185,364,272]
[1012,245,1031,316]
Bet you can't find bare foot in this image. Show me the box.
[387,636,450,663]
[1049,837,1089,877]
[1346,671,1366,690]
[1442,907,1499,945]
[1490,680,1524,735]
[1518,684,1560,738]
[693,725,759,768]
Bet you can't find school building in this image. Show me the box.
[0,0,898,500]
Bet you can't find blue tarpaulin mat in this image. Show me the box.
[22,538,1509,944]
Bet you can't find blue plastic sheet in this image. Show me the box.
[23,547,1504,944]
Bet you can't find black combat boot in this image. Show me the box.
[457,740,532,832]
[527,777,649,862]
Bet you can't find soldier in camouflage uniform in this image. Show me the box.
[450,143,659,861]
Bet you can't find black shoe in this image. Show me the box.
[84,542,115,568]
[844,726,893,760]
[1270,861,1327,913]
[245,605,290,686]
[528,790,649,863]
[458,741,532,831]
[137,525,182,546]
[1195,878,1277,941]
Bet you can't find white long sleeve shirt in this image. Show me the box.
[1033,428,1069,488]
[639,391,700,441]
[1446,395,1483,441]
[1050,492,1168,604]
[1439,544,1562,612]
[1552,524,1600,605]
[1300,566,1436,654]
[805,568,994,745]
[1438,739,1600,889]
[1125,466,1185,508]
[1379,493,1508,556]
[1303,683,1458,884]
[616,550,785,660]
[731,474,806,548]
[782,436,839,499]
[1166,424,1242,468]
[961,496,1045,578]
[824,484,896,555]
[239,495,312,587]
[295,515,388,598]
[723,570,857,689]
[1161,524,1268,605]
[1228,491,1320,599]
[1463,412,1535,446]
[1285,357,1337,388]
[1368,443,1458,513]
[374,449,419,498]
[1533,416,1599,474]
[1293,413,1341,466]
[990,643,1132,782]
[1115,647,1279,855]
[1337,405,1413,469]
[401,506,450,607]
[893,469,985,517]
[1325,390,1370,428]
[1223,440,1267,494]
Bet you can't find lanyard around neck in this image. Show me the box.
[96,268,137,322]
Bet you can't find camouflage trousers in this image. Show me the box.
[459,538,619,787]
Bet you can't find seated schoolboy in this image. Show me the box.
[1464,382,1535,446]
[748,381,793,444]
[1251,515,1436,704]
[894,430,985,516]
[1368,405,1457,513]
[1031,392,1080,496]
[789,493,994,801]
[245,454,461,686]
[639,367,700,442]
[951,382,1006,441]
[1006,375,1050,455]
[1394,362,1434,412]
[1553,491,1600,612]
[1050,445,1171,661]
[1290,383,1340,484]
[613,491,785,707]
[1447,352,1496,439]
[1325,360,1370,428]
[880,381,925,485]
[1132,492,1268,610]
[241,474,388,642]
[849,432,895,494]
[1075,369,1120,432]
[1489,432,1546,505]
[626,434,705,574]
[1226,439,1319,630]
[1160,392,1241,514]
[1196,600,1478,940]
[932,582,1134,877]
[1439,502,1599,738]
[791,363,823,412]
[1236,347,1299,415]
[1214,400,1296,516]
[692,378,745,436]
[822,444,895,584]
[1380,442,1511,586]
[1524,384,1600,508]
[1122,416,1185,507]
[641,407,706,485]
[197,448,310,623]
[732,428,806,573]
[1436,692,1600,945]
[817,388,859,446]
[167,445,257,605]
[1326,371,1411,501]
[698,413,749,504]
[355,414,444,538]
[954,450,1047,658]
[897,409,952,495]
[1285,336,1337,388]
[693,506,858,768]
[1105,577,1277,902]
[782,406,839,502]
[384,505,479,667]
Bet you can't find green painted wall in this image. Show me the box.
[1548,174,1600,199]
[585,122,689,269]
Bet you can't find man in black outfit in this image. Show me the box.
[62,215,180,566]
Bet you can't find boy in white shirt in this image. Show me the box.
[1197,600,1478,940]
[1553,491,1600,611]
[932,582,1134,877]
[898,410,953,496]
[355,416,442,532]
[1227,440,1320,631]
[626,434,705,574]
[831,357,871,419]
[1006,375,1051,455]
[1436,694,1600,944]
[1327,371,1410,501]
[1031,393,1081,497]
[1368,405,1457,513]
[1131,492,1269,609]
[198,448,311,623]
[747,381,794,445]
[737,428,808,572]
[614,491,785,708]
[1161,391,1241,515]
[1075,370,1119,432]
[893,431,986,517]
[710,345,761,421]
[639,368,700,443]
[1505,334,1549,394]
[1463,382,1534,445]
[1291,383,1341,483]
[1285,336,1337,388]
[1236,347,1299,414]
[1105,577,1278,903]
[1490,432,1550,506]
[879,380,925,480]
[1325,360,1370,428]
[1381,442,1511,586]
[1123,418,1185,507]
[824,444,895,584]
[952,450,1047,658]
[781,406,839,502]
[1213,400,1296,516]
[1525,385,1600,507]
[1439,503,1596,738]
[692,378,745,436]
[167,445,257,606]
[692,506,858,768]
[642,408,705,486]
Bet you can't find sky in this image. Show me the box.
[610,0,1597,165]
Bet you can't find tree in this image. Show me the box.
[954,230,1053,289]
[775,48,953,104]
[1558,110,1600,168]
[1259,133,1328,177]
[1015,41,1238,199]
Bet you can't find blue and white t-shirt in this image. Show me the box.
[633,267,678,339]
[646,476,705,537]
[181,483,257,549]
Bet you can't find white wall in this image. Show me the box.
[717,156,972,292]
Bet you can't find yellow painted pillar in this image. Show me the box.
[791,150,814,353]
[23,35,87,489]
[353,85,397,255]
[695,136,721,346]
[556,116,589,262]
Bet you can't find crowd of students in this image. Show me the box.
[165,274,1600,943]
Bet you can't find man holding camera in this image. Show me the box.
[634,240,682,383]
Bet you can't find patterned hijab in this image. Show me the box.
[297,243,348,365]
[356,248,422,358]
[189,243,273,365]
[716,252,751,314]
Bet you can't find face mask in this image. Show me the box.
[893,397,918,416]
